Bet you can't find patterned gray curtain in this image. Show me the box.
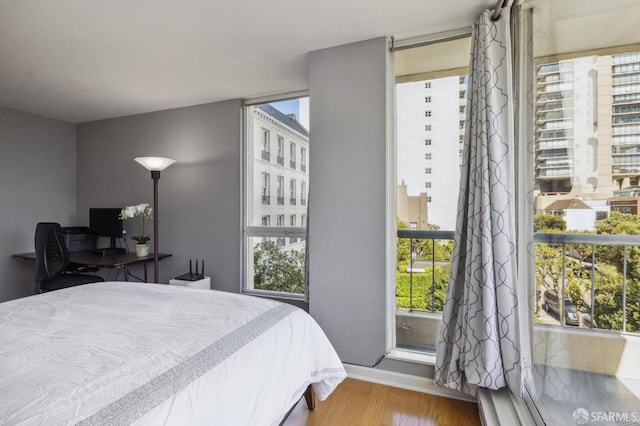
[434,7,525,397]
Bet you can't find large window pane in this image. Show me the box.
[394,36,470,352]
[244,97,309,296]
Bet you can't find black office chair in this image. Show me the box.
[34,222,104,293]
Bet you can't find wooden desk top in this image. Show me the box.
[13,252,172,268]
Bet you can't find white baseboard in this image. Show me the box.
[343,363,476,403]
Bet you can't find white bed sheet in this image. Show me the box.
[0,282,346,425]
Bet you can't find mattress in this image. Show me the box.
[0,282,346,425]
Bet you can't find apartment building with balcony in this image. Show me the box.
[535,51,640,221]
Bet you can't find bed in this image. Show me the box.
[0,282,346,425]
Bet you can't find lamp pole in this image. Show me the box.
[151,170,161,283]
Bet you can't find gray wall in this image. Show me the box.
[308,38,390,367]
[0,106,77,301]
[76,100,242,292]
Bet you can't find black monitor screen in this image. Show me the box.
[89,208,123,239]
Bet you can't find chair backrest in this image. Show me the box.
[34,222,69,283]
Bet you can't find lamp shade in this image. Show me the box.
[135,157,176,171]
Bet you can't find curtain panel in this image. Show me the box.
[434,6,528,397]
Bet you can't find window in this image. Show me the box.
[277,176,284,205]
[425,111,432,117]
[261,129,270,161]
[425,96,432,103]
[459,120,465,129]
[289,142,296,169]
[395,34,470,353]
[243,96,309,297]
[261,173,270,204]
[277,136,284,165]
[301,147,307,172]
[290,178,297,205]
[528,2,640,423]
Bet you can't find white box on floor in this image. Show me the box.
[168,276,211,290]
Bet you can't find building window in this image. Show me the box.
[427,196,432,202]
[425,96,432,103]
[459,120,465,129]
[243,96,309,297]
[425,81,432,89]
[459,106,465,114]
[425,139,432,145]
[459,90,466,99]
[261,173,270,204]
[277,176,284,205]
[460,135,464,144]
[425,111,432,117]
[290,178,297,205]
[425,125,432,131]
[261,129,270,161]
[289,142,296,169]
[425,153,432,160]
[301,147,307,172]
[277,136,284,165]
[425,182,432,188]
[459,75,465,84]
[409,222,418,229]
[425,168,432,174]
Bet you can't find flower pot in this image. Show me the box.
[135,243,150,257]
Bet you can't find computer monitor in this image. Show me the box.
[89,208,123,249]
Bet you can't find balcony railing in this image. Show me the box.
[301,198,307,206]
[261,195,270,205]
[261,151,270,161]
[396,229,455,313]
[301,164,306,172]
[290,197,296,205]
[277,155,284,165]
[277,196,284,205]
[397,229,640,334]
[290,160,296,169]
[534,232,640,333]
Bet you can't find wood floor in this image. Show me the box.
[284,378,481,426]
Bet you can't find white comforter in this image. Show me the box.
[0,282,346,425]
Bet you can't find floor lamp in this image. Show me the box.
[135,156,175,283]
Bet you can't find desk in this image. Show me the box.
[13,252,172,283]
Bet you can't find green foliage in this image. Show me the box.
[253,241,305,294]
[396,266,450,311]
[534,213,566,232]
[534,211,640,333]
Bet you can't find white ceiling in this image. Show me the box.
[0,0,494,123]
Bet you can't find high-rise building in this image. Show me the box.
[396,75,467,230]
[534,51,640,220]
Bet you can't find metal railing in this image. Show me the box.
[397,229,640,333]
[397,229,455,313]
[534,232,640,333]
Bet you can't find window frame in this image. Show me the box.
[242,93,309,299]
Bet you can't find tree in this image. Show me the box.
[253,241,305,294]
[534,213,566,232]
